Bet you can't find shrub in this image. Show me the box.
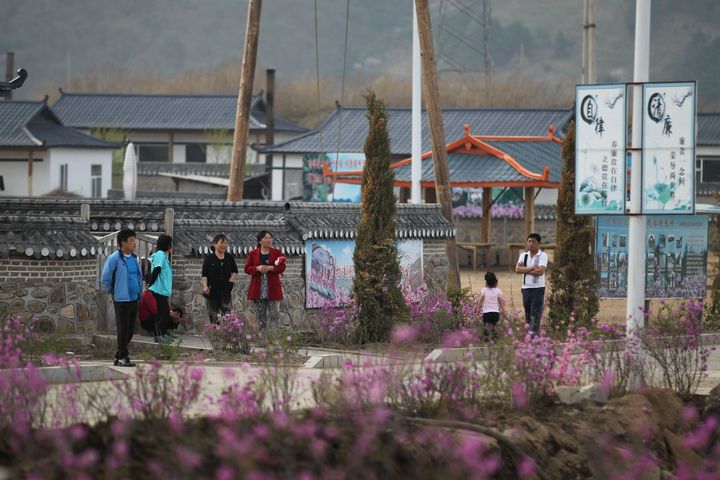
[204,311,260,354]
[639,299,711,400]
[314,295,358,344]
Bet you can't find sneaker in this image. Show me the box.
[116,357,136,367]
[158,336,174,345]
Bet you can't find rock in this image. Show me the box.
[0,292,14,301]
[85,286,96,295]
[47,306,58,314]
[77,303,89,322]
[642,389,684,431]
[50,285,66,305]
[57,318,76,333]
[9,298,25,312]
[30,288,49,298]
[557,384,608,405]
[59,304,75,319]
[27,300,46,314]
[704,383,720,419]
[34,316,56,333]
[0,283,16,292]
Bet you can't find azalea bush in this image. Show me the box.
[639,299,712,400]
[313,294,358,344]
[203,311,260,354]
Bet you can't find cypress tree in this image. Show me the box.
[547,121,599,331]
[353,91,407,343]
[708,193,720,325]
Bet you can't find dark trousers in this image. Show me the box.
[521,287,545,334]
[206,296,231,324]
[152,292,171,336]
[114,300,138,360]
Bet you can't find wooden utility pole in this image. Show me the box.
[414,0,461,291]
[265,68,275,170]
[227,0,262,201]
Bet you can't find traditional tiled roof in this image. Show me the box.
[137,162,232,178]
[698,113,720,146]
[284,202,455,240]
[260,106,572,155]
[0,101,118,149]
[0,199,456,258]
[52,92,307,133]
[173,219,304,257]
[328,126,563,188]
[0,215,101,259]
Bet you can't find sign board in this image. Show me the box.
[305,239,423,307]
[575,84,627,215]
[303,152,365,202]
[641,82,696,214]
[595,215,708,299]
[303,153,331,202]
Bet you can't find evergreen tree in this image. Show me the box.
[353,91,407,343]
[708,193,720,326]
[547,121,599,331]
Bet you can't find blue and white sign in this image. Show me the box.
[330,153,365,203]
[575,84,627,215]
[641,82,696,214]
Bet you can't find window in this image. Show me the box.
[91,164,102,198]
[60,164,68,191]
[699,156,720,182]
[137,144,169,163]
[186,144,207,163]
[284,168,303,200]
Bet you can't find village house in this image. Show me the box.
[52,90,307,198]
[0,100,117,198]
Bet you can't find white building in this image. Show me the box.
[0,100,117,198]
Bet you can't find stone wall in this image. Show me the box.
[0,258,100,333]
[172,241,451,332]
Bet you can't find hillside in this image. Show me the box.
[2,0,719,118]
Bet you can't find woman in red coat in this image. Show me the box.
[245,230,286,336]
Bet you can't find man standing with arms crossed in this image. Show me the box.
[101,229,143,367]
[515,233,548,335]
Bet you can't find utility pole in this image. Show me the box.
[265,68,275,173]
[227,0,262,202]
[414,0,461,292]
[627,0,650,333]
[582,0,596,83]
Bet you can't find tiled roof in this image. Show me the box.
[0,101,118,149]
[393,153,526,184]
[484,140,563,183]
[260,107,572,155]
[0,199,456,257]
[698,113,720,146]
[173,219,304,257]
[284,202,455,240]
[52,92,307,133]
[0,215,101,259]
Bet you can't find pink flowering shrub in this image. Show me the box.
[313,293,358,344]
[402,285,457,343]
[204,311,259,354]
[639,299,711,400]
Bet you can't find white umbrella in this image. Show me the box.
[122,142,137,201]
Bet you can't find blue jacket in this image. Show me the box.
[101,250,143,302]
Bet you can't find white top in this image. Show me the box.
[518,250,548,289]
[481,287,503,313]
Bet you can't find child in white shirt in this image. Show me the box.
[480,272,505,344]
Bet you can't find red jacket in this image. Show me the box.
[244,247,286,301]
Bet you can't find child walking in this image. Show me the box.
[480,272,505,344]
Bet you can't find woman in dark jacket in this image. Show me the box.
[244,230,286,336]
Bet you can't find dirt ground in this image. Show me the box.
[460,252,718,325]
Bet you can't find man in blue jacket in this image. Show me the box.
[101,229,143,367]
